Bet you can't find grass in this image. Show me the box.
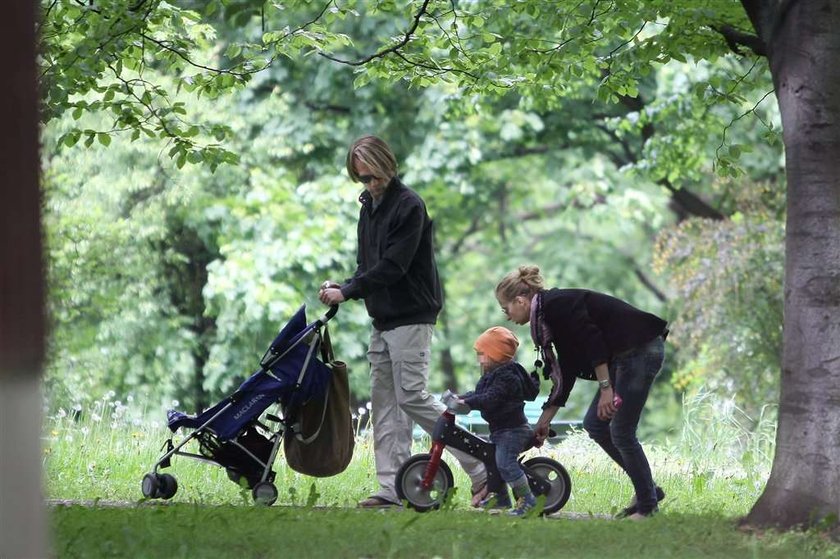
[43,394,840,558]
[52,506,838,559]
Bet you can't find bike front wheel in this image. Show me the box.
[395,453,454,512]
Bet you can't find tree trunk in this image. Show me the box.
[743,0,840,529]
[0,3,47,557]
[159,220,217,410]
[436,293,459,391]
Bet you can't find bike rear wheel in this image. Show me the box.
[523,456,572,514]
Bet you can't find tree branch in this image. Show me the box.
[449,211,669,303]
[712,24,767,56]
[605,92,725,221]
[303,101,352,114]
[391,49,483,82]
[660,179,725,221]
[318,0,432,66]
[715,88,776,161]
[739,0,778,48]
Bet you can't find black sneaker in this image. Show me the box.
[478,492,512,510]
[615,486,665,518]
[627,506,659,520]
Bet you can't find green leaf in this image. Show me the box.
[62,131,80,148]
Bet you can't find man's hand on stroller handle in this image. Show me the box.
[319,280,345,306]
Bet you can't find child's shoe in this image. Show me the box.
[479,492,512,510]
[508,493,537,517]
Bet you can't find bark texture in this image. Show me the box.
[0,3,48,558]
[743,0,840,529]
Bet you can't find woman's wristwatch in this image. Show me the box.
[598,379,611,390]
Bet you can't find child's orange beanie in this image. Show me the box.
[474,326,519,363]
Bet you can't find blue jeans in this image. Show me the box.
[583,336,665,514]
[490,425,533,485]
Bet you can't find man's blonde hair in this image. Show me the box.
[346,135,398,182]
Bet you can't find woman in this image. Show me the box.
[495,265,668,519]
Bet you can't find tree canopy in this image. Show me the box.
[40,1,784,413]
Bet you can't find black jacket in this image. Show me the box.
[541,288,668,407]
[340,177,442,331]
[462,362,540,432]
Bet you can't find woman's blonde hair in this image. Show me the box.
[345,135,398,183]
[495,265,545,302]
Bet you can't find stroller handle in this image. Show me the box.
[319,305,339,324]
[259,305,339,370]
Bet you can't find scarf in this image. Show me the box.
[529,291,563,405]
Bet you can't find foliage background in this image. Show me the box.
[41,0,785,438]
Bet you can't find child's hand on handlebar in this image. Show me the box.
[441,390,471,414]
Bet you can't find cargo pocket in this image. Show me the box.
[396,349,430,392]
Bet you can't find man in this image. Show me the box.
[319,135,488,507]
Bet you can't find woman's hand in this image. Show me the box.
[534,405,559,443]
[534,419,551,443]
[597,386,617,420]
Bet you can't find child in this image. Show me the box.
[457,326,540,516]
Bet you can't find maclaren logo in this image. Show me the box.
[233,394,266,420]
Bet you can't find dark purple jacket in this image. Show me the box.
[541,288,668,407]
[461,362,540,432]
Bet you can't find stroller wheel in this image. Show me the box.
[395,453,454,512]
[158,473,178,499]
[522,457,572,515]
[252,481,278,506]
[141,473,160,499]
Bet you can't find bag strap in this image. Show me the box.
[320,323,335,364]
[294,388,330,444]
[293,323,337,444]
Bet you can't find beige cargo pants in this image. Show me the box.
[367,323,487,504]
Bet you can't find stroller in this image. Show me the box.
[141,304,338,506]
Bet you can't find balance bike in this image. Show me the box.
[394,398,572,514]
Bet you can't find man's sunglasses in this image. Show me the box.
[358,175,377,184]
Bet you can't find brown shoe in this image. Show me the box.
[470,483,489,508]
[357,496,400,508]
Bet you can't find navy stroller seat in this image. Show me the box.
[142,304,338,506]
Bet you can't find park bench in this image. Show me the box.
[411,398,582,441]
